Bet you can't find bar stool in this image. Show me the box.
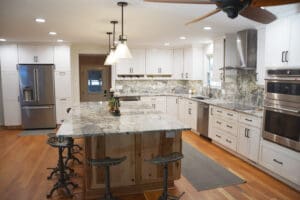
[88,156,127,200]
[64,137,82,166]
[46,136,78,198]
[146,152,184,200]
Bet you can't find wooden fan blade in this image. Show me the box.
[240,7,277,24]
[185,8,221,25]
[144,0,214,4]
[251,0,300,7]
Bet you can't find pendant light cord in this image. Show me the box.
[113,22,116,48]
[121,4,124,37]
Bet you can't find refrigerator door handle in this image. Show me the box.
[22,106,54,109]
[35,68,40,102]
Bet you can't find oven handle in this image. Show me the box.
[264,106,300,114]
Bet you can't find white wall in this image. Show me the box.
[0,68,4,126]
[70,44,113,105]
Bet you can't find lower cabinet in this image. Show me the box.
[166,96,179,119]
[178,98,197,131]
[260,140,300,185]
[140,96,167,113]
[237,124,261,162]
[56,98,71,124]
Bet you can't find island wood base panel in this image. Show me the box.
[83,131,182,199]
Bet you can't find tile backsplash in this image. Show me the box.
[116,70,264,107]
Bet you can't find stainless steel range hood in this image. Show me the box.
[236,29,257,68]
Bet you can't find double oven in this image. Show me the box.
[263,69,300,152]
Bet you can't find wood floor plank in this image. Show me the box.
[0,130,299,200]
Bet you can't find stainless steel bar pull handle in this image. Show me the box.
[265,106,300,114]
[273,159,283,165]
[35,68,39,102]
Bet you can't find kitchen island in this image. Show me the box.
[57,101,190,199]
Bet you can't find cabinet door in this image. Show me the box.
[172,49,184,79]
[288,14,300,67]
[256,27,266,85]
[55,71,71,99]
[265,18,290,68]
[146,49,159,74]
[0,44,18,71]
[132,49,146,74]
[187,100,198,130]
[247,126,261,162]
[160,49,172,74]
[56,98,71,124]
[146,49,172,75]
[183,47,193,79]
[178,98,187,124]
[237,126,249,158]
[212,38,224,82]
[54,45,70,71]
[3,100,21,126]
[166,96,179,119]
[116,59,132,75]
[18,45,54,64]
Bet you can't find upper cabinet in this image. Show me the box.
[256,27,266,85]
[18,45,54,64]
[183,47,204,80]
[116,49,146,75]
[172,49,184,79]
[146,48,172,75]
[54,45,70,71]
[0,44,18,71]
[265,13,300,68]
[212,38,224,83]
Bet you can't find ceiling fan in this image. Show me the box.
[144,0,300,25]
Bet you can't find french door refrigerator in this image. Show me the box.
[18,64,56,129]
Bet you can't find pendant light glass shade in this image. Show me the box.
[115,41,132,59]
[104,49,117,65]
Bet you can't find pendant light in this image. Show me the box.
[104,32,112,65]
[114,2,132,60]
[104,21,118,65]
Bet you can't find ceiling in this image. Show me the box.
[0,0,299,47]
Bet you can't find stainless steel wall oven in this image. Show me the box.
[263,69,300,152]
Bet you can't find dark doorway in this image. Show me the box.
[79,54,111,102]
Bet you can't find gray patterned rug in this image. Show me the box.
[182,141,245,191]
[18,129,56,136]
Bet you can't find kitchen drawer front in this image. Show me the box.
[260,144,284,176]
[239,113,262,128]
[213,106,225,118]
[223,133,237,151]
[223,109,238,121]
[211,128,224,144]
[212,118,238,136]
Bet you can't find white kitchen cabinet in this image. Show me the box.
[18,45,54,64]
[2,100,21,126]
[256,27,266,86]
[166,96,179,119]
[183,47,204,80]
[140,96,166,113]
[146,49,172,75]
[1,71,19,101]
[0,44,19,71]
[265,13,300,68]
[288,14,300,67]
[212,38,224,83]
[260,140,300,185]
[116,49,146,75]
[54,45,70,71]
[56,98,72,124]
[237,124,261,162]
[172,49,184,79]
[178,98,197,131]
[55,71,71,99]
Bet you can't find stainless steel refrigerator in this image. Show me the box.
[18,64,56,129]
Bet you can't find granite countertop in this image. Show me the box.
[117,93,264,118]
[57,101,191,137]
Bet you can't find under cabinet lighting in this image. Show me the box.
[49,32,57,35]
[0,38,6,42]
[35,18,46,23]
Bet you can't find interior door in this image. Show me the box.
[80,65,111,102]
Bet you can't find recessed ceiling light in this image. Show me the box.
[57,39,63,42]
[203,26,212,30]
[35,18,46,23]
[179,36,186,40]
[261,7,265,9]
[0,38,6,42]
[49,32,57,35]
[164,42,170,46]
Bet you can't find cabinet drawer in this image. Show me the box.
[212,118,238,136]
[214,106,224,117]
[223,133,237,151]
[212,128,224,143]
[239,113,262,128]
[224,109,238,121]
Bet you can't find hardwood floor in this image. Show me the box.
[0,129,299,200]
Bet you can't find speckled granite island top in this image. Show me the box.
[57,101,191,137]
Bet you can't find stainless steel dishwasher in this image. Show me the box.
[196,101,209,138]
